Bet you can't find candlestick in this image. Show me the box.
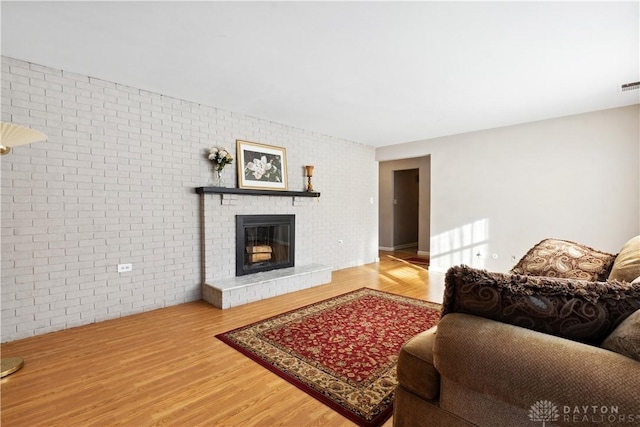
[305,165,314,192]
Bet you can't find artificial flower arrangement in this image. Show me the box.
[208,146,234,171]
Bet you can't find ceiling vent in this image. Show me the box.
[620,81,640,92]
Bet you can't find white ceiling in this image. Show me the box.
[1,1,639,147]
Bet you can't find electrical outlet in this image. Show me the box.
[117,263,132,273]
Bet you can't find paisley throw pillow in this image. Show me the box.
[511,238,616,282]
[443,265,640,345]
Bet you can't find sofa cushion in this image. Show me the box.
[443,265,640,344]
[510,238,616,281]
[601,309,640,362]
[397,326,440,401]
[608,236,640,283]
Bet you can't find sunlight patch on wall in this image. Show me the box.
[429,219,489,271]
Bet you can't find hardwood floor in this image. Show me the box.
[1,252,442,427]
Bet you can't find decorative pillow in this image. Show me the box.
[511,238,616,282]
[601,310,640,362]
[608,236,640,283]
[443,265,640,345]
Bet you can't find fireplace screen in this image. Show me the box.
[236,215,295,276]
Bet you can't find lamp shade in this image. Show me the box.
[0,122,47,155]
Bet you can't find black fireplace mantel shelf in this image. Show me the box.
[196,187,321,198]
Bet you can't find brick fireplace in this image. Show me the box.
[197,187,331,309]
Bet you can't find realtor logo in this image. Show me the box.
[529,400,560,426]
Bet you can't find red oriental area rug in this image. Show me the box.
[216,288,441,427]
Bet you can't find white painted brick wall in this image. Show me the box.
[0,56,378,342]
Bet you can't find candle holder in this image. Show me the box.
[305,165,314,192]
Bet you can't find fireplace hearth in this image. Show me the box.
[236,214,295,276]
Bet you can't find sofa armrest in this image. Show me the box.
[433,313,640,415]
[397,326,439,400]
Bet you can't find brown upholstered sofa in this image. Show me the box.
[394,237,640,427]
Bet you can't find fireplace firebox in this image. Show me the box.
[236,215,295,277]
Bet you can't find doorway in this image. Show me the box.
[378,156,430,255]
[393,169,419,250]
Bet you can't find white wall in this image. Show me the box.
[0,57,378,342]
[377,105,640,272]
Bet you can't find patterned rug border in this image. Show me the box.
[216,288,442,427]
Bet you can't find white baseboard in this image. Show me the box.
[417,251,430,257]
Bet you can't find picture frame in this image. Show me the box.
[236,140,288,191]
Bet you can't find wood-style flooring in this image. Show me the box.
[1,251,442,427]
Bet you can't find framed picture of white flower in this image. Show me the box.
[236,140,288,191]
